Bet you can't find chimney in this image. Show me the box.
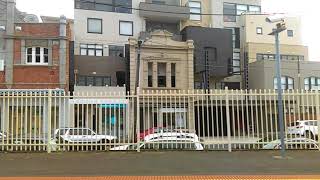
[6,0,16,35]
[59,15,67,37]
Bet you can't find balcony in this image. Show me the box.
[139,0,190,23]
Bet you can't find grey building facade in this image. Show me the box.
[181,26,233,89]
[249,60,320,90]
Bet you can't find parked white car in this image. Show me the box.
[287,120,318,138]
[0,132,6,139]
[54,128,117,143]
[262,138,319,150]
[111,132,203,151]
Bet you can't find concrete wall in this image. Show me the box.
[249,60,320,89]
[242,15,303,45]
[74,2,145,56]
[181,26,233,79]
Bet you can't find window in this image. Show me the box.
[233,52,240,75]
[189,1,201,21]
[304,77,320,90]
[77,75,111,86]
[26,47,49,65]
[274,76,294,90]
[158,63,166,87]
[115,0,132,14]
[223,3,236,22]
[109,45,124,57]
[119,21,133,36]
[148,62,153,87]
[87,18,102,34]
[236,4,248,15]
[75,0,132,14]
[256,27,263,35]
[225,27,240,49]
[80,44,103,56]
[249,5,261,13]
[287,30,294,37]
[257,53,304,61]
[171,63,176,88]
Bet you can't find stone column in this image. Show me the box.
[59,15,67,90]
[5,0,15,88]
[152,62,157,88]
[166,63,171,88]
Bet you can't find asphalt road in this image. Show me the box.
[0,151,320,176]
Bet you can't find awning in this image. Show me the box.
[69,98,129,105]
[159,108,187,113]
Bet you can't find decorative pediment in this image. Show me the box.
[143,30,189,48]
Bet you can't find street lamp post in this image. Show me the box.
[267,15,287,158]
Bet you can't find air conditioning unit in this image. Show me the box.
[15,26,22,31]
[0,26,5,31]
[0,60,4,71]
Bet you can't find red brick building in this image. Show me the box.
[0,0,71,91]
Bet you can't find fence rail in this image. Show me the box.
[0,89,319,152]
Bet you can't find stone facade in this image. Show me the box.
[129,30,194,91]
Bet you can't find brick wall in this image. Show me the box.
[14,23,60,37]
[1,22,71,91]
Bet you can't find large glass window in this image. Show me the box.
[189,1,201,21]
[119,21,133,36]
[233,52,240,75]
[225,27,240,49]
[26,47,49,65]
[223,3,236,22]
[77,75,111,86]
[249,5,261,13]
[158,63,167,87]
[236,4,248,15]
[75,0,132,14]
[148,62,153,87]
[257,53,304,61]
[80,44,103,56]
[304,77,320,90]
[274,76,294,90]
[109,45,124,57]
[87,18,102,34]
[171,63,176,88]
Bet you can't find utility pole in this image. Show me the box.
[267,18,287,158]
[135,40,143,89]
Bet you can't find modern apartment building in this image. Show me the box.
[73,0,235,91]
[0,0,71,91]
[243,14,319,90]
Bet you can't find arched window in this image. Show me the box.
[304,77,320,90]
[26,47,49,64]
[274,76,294,90]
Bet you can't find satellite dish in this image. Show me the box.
[23,14,39,23]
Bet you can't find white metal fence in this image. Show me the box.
[0,89,319,152]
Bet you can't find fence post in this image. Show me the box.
[316,91,320,150]
[47,89,52,153]
[225,87,232,152]
[136,87,141,152]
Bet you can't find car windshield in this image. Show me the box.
[289,122,300,127]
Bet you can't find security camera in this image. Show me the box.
[266,14,285,23]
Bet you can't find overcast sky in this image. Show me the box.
[16,0,320,61]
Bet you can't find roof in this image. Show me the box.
[40,16,74,23]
